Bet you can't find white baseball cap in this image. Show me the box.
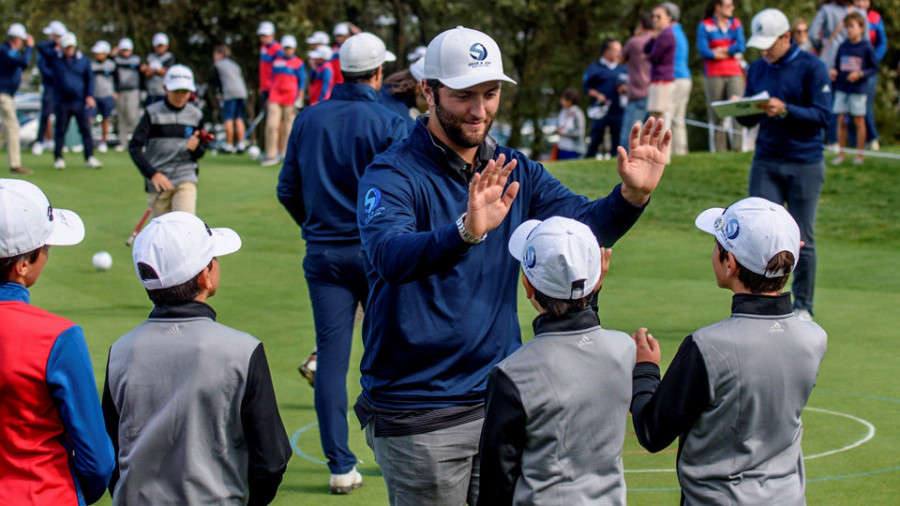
[695,197,800,277]
[309,45,333,61]
[424,26,516,90]
[7,23,27,40]
[407,45,426,62]
[92,40,111,54]
[508,217,603,300]
[409,58,426,82]
[42,20,66,37]
[333,22,351,37]
[281,35,297,49]
[257,21,276,37]
[0,179,85,257]
[60,32,77,48]
[305,31,330,46]
[132,212,241,290]
[340,32,391,72]
[152,32,169,47]
[163,64,196,92]
[747,8,790,50]
[118,37,134,51]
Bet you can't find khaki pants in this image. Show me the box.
[265,101,297,158]
[672,78,692,155]
[149,181,197,217]
[0,93,21,169]
[704,74,745,153]
[116,89,140,141]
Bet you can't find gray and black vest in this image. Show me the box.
[114,53,141,91]
[145,51,174,96]
[497,325,635,505]
[91,58,116,98]
[141,100,203,191]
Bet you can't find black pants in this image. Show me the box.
[54,102,93,160]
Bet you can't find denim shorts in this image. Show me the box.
[832,91,866,117]
[222,99,246,121]
[88,96,115,119]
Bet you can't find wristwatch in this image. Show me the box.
[457,213,486,245]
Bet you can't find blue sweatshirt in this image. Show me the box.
[0,42,33,94]
[582,59,626,116]
[672,24,691,79]
[833,39,879,95]
[737,44,831,163]
[378,85,416,133]
[37,40,94,104]
[277,83,408,243]
[356,118,645,409]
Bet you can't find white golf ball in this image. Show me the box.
[92,251,113,271]
[247,145,261,159]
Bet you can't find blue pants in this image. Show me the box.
[303,242,369,474]
[748,157,825,314]
[620,97,648,151]
[37,92,54,143]
[586,114,623,159]
[54,102,93,160]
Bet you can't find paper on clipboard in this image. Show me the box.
[711,91,770,117]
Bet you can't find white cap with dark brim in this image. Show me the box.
[0,179,85,257]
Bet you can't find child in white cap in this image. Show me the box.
[90,40,116,152]
[0,179,115,504]
[630,197,827,504]
[479,216,634,505]
[141,32,174,105]
[103,211,292,504]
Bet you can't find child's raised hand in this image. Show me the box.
[631,327,661,365]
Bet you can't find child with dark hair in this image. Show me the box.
[630,197,827,504]
[102,211,292,504]
[479,216,635,505]
[556,88,586,159]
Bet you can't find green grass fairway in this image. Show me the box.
[9,146,900,504]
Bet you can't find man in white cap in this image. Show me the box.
[260,34,305,166]
[355,25,669,504]
[630,196,827,504]
[32,20,66,156]
[277,31,407,495]
[1,23,34,174]
[257,21,281,106]
[37,31,103,170]
[0,179,115,505]
[479,217,634,505]
[735,8,831,322]
[103,211,292,504]
[113,37,142,150]
[129,65,209,217]
[90,40,116,152]
[141,32,174,105]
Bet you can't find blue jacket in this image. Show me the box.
[277,83,408,243]
[737,44,831,163]
[834,39,879,95]
[582,59,626,116]
[672,23,691,79]
[0,42,32,95]
[355,118,645,409]
[378,85,416,133]
[37,40,94,104]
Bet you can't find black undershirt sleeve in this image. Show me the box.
[477,368,526,506]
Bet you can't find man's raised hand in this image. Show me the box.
[465,154,519,238]
[618,117,671,206]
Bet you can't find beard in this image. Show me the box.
[434,101,496,149]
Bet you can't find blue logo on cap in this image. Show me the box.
[185,126,194,138]
[364,188,381,214]
[469,43,487,61]
[524,246,537,269]
[725,218,740,240]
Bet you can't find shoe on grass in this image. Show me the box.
[31,143,44,156]
[85,156,103,169]
[298,349,317,387]
[98,142,108,153]
[869,139,880,151]
[10,166,33,175]
[330,467,363,494]
[54,158,66,170]
[852,156,864,165]
[260,156,281,167]
[830,156,844,165]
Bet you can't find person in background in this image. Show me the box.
[32,20,66,157]
[330,22,360,86]
[213,44,249,154]
[141,33,174,105]
[90,40,116,153]
[113,38,142,151]
[620,13,654,152]
[697,0,746,153]
[644,4,677,143]
[261,35,305,167]
[792,18,814,52]
[850,0,886,150]
[556,88,586,160]
[583,38,625,159]
[0,23,34,175]
[257,21,281,107]
[308,45,335,106]
[667,2,692,155]
[37,32,102,170]
[380,59,425,133]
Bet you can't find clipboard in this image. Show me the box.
[711,92,771,117]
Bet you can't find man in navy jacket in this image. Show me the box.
[0,23,34,175]
[355,26,670,505]
[37,32,101,170]
[276,32,406,495]
[736,8,831,321]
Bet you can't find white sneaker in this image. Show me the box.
[114,144,127,152]
[31,143,44,156]
[329,467,363,494]
[221,143,236,153]
[852,157,864,165]
[260,157,281,167]
[830,156,844,166]
[54,158,66,170]
[42,140,54,150]
[825,142,840,153]
[72,144,84,153]
[97,142,108,153]
[795,309,813,322]
[869,139,880,151]
[85,156,103,169]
